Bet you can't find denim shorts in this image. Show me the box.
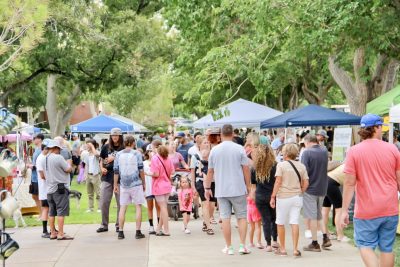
[354,215,398,253]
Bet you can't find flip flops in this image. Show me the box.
[57,235,74,240]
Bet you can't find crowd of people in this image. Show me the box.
[25,113,400,266]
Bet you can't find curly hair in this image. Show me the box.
[254,144,276,183]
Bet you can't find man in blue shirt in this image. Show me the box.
[30,133,44,209]
[176,132,193,164]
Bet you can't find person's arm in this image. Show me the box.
[397,170,400,192]
[39,170,45,180]
[242,164,251,194]
[340,173,356,228]
[178,153,189,170]
[301,178,309,193]
[250,183,256,200]
[150,157,160,178]
[270,176,282,208]
[113,154,120,193]
[137,153,145,191]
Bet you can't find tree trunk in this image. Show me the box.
[45,74,81,137]
[88,101,97,117]
[329,48,399,116]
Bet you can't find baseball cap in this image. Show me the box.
[110,128,122,136]
[360,114,386,128]
[46,140,62,149]
[176,132,185,138]
[316,129,329,139]
[34,133,45,140]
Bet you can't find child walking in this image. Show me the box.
[178,177,193,234]
[247,196,264,249]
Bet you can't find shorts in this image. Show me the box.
[146,195,155,200]
[276,195,303,225]
[195,180,216,202]
[354,215,398,253]
[120,186,146,206]
[41,200,49,207]
[218,195,247,220]
[303,192,324,220]
[155,193,169,203]
[323,178,342,209]
[181,211,191,215]
[47,192,70,217]
[29,182,39,195]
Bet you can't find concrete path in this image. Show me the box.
[6,218,362,267]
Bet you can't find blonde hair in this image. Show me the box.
[180,176,189,188]
[282,144,299,160]
[254,145,276,183]
[245,132,260,147]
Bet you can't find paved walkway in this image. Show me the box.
[7,218,362,267]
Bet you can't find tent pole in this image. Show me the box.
[389,123,394,144]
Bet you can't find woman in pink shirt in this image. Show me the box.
[150,145,175,236]
[167,141,189,170]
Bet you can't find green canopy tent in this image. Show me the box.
[367,85,400,116]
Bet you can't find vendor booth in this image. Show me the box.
[193,98,282,129]
[71,114,134,133]
[260,104,361,128]
[367,85,400,116]
[109,113,150,133]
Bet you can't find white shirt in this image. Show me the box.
[143,160,152,197]
[36,153,47,200]
[84,153,100,175]
[188,145,200,158]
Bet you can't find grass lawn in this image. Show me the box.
[7,180,148,228]
[330,223,400,266]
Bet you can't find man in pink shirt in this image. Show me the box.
[341,114,400,267]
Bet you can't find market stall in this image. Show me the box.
[71,114,134,133]
[193,98,282,129]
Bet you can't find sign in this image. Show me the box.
[332,127,352,161]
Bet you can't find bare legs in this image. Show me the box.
[277,224,300,254]
[183,212,190,229]
[156,200,169,234]
[277,225,286,252]
[221,219,232,246]
[249,221,262,246]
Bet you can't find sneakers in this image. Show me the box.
[135,232,145,239]
[222,246,234,255]
[116,226,119,233]
[149,226,156,235]
[303,242,321,252]
[184,228,191,234]
[118,231,125,240]
[337,236,351,242]
[41,232,50,238]
[238,244,251,255]
[322,237,332,248]
[96,227,108,233]
[304,230,312,239]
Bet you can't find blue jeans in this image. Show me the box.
[354,215,398,253]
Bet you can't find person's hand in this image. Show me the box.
[340,210,349,229]
[101,167,108,175]
[249,191,255,201]
[270,197,276,208]
[107,155,115,163]
[205,189,212,201]
[142,184,146,192]
[113,185,119,194]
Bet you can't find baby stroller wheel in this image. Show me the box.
[172,206,179,221]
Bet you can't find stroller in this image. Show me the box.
[167,169,199,221]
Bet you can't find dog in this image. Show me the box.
[0,202,27,229]
[69,190,82,210]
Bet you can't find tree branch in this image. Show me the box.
[328,55,355,99]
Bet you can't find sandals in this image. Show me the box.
[202,222,208,232]
[156,232,170,236]
[274,249,288,256]
[206,228,214,235]
[293,250,302,258]
[57,235,74,240]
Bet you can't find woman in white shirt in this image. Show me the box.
[84,140,101,213]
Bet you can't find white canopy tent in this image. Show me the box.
[192,99,282,129]
[389,104,400,143]
[109,113,151,133]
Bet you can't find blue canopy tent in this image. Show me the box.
[260,104,362,128]
[71,114,134,133]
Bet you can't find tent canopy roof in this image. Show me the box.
[71,114,134,133]
[389,104,400,123]
[109,113,150,133]
[367,85,400,116]
[193,98,282,128]
[260,104,361,128]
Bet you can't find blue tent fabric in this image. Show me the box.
[71,114,134,133]
[260,104,361,128]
